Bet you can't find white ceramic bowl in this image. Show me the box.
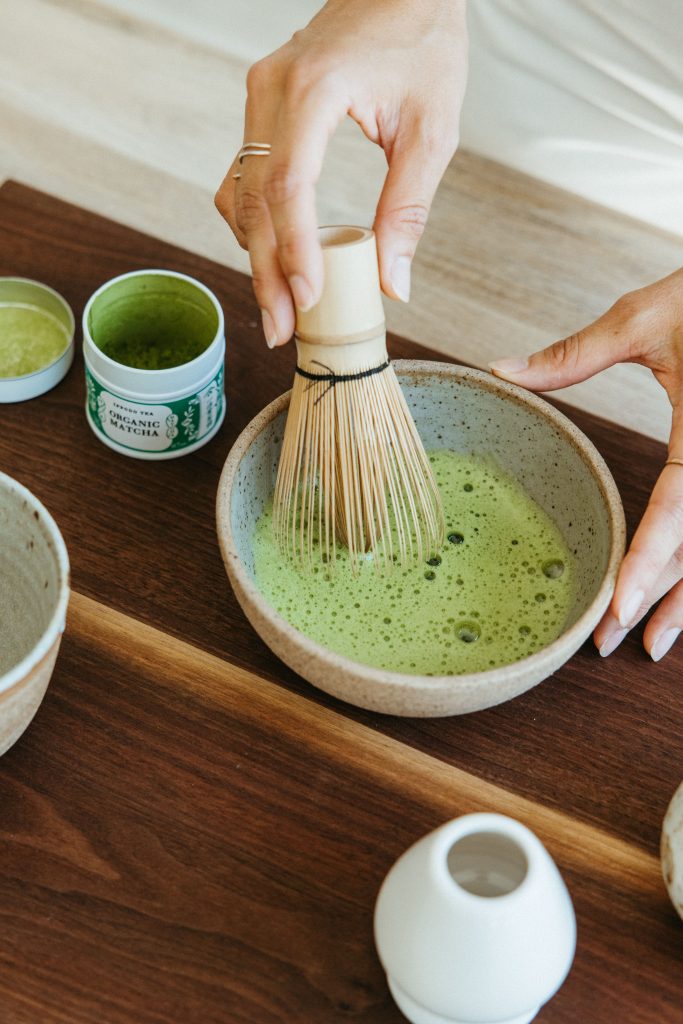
[0,277,75,403]
[0,473,70,754]
[216,362,625,717]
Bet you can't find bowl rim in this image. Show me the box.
[216,361,626,693]
[0,472,71,694]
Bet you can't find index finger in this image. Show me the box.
[263,73,349,310]
[613,459,683,626]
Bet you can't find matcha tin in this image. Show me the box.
[82,269,225,460]
[0,278,75,403]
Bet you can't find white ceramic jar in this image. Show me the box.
[82,269,225,460]
[374,813,576,1024]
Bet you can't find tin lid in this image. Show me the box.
[0,278,75,403]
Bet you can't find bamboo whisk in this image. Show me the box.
[273,226,444,572]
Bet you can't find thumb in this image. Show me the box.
[489,295,641,392]
[373,121,455,302]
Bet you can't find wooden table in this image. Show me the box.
[0,181,681,1023]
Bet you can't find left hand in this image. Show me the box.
[490,267,683,662]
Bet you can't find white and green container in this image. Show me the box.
[82,269,225,460]
[0,278,75,402]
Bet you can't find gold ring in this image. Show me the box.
[665,458,683,467]
[238,142,271,164]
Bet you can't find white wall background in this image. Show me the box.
[103,0,316,60]
[104,0,683,235]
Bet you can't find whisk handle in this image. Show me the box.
[295,226,385,346]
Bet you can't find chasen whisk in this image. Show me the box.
[273,226,444,572]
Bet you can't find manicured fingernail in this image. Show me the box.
[618,589,644,628]
[599,628,628,658]
[391,256,411,302]
[651,628,680,662]
[261,308,278,348]
[489,357,529,377]
[288,275,314,312]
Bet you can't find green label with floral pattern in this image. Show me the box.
[85,364,224,454]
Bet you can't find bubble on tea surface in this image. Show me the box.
[542,558,565,579]
[456,621,481,644]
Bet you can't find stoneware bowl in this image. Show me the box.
[0,472,70,754]
[216,362,625,717]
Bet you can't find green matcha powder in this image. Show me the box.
[0,305,70,377]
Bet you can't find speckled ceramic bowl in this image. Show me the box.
[0,473,70,753]
[216,362,625,717]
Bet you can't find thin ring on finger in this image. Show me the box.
[234,142,272,179]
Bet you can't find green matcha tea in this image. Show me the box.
[253,450,575,675]
[0,304,70,377]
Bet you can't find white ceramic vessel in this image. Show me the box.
[374,814,576,1024]
[661,780,683,921]
[0,472,70,755]
[0,277,74,403]
[217,361,625,717]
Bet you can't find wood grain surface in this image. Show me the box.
[0,182,681,1023]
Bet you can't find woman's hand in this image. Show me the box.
[215,0,467,347]
[490,268,683,662]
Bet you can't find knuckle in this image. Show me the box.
[650,497,683,540]
[612,289,644,322]
[249,268,269,298]
[214,188,228,216]
[263,165,303,206]
[284,56,341,102]
[236,185,267,229]
[283,59,316,99]
[412,116,457,161]
[548,332,584,371]
[276,233,304,264]
[246,57,275,96]
[671,544,683,575]
[387,202,430,241]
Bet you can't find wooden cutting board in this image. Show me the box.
[0,181,680,1023]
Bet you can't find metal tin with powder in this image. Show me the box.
[82,270,225,460]
[253,450,576,675]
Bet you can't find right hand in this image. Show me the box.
[215,0,468,347]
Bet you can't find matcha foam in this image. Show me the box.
[253,450,576,675]
[0,304,70,377]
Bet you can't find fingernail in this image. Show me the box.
[288,275,314,312]
[599,628,628,658]
[261,308,278,348]
[391,256,411,302]
[489,357,529,377]
[651,628,680,662]
[617,589,645,628]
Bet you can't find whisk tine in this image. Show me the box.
[273,226,444,574]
